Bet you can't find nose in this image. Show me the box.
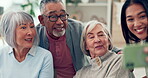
[94,37,101,43]
[56,17,63,24]
[134,19,142,27]
[27,28,33,36]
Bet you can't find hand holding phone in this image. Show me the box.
[123,44,148,69]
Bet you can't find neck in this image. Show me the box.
[13,47,30,62]
[50,35,60,40]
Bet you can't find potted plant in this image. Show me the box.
[20,0,39,17]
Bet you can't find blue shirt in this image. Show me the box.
[0,45,54,78]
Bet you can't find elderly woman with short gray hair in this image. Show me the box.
[74,20,135,78]
[0,11,54,78]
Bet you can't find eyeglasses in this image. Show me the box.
[43,14,69,22]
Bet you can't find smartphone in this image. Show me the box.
[123,44,148,69]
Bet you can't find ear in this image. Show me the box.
[38,15,45,26]
[108,39,112,50]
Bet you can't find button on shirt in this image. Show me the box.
[47,34,76,78]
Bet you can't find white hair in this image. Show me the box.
[0,11,39,48]
[80,20,113,56]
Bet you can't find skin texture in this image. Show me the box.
[14,22,36,62]
[125,3,148,77]
[85,24,110,58]
[126,3,148,40]
[38,2,68,40]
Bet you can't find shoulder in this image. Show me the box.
[36,24,46,33]
[36,46,51,54]
[34,46,53,64]
[36,24,46,37]
[107,52,122,64]
[35,24,48,48]
[35,46,52,58]
[36,24,44,29]
[68,18,84,28]
[68,18,82,23]
[74,65,91,77]
[0,45,11,52]
[77,64,91,73]
[112,52,122,58]
[0,45,12,55]
[67,19,84,34]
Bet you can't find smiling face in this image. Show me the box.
[85,24,110,58]
[15,22,36,49]
[126,3,148,40]
[39,2,68,39]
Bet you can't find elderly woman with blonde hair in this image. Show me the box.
[73,20,135,78]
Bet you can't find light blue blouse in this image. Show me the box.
[0,45,54,78]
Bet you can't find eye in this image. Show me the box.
[30,26,35,28]
[127,18,134,22]
[60,14,66,17]
[87,35,94,39]
[89,36,94,39]
[21,26,26,29]
[99,34,104,36]
[49,15,57,19]
[140,15,146,19]
[98,33,105,37]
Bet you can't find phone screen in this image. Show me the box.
[123,44,148,69]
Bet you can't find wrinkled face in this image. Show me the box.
[85,24,110,58]
[126,3,148,40]
[41,2,68,39]
[15,22,36,49]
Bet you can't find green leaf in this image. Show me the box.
[30,9,35,17]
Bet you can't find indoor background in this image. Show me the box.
[0,0,146,77]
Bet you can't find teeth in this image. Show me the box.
[136,28,144,32]
[25,39,32,41]
[60,25,64,27]
[56,28,64,30]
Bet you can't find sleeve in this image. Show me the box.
[107,55,135,78]
[36,24,49,50]
[73,69,82,78]
[115,65,135,78]
[39,52,54,78]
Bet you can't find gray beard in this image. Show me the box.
[52,29,65,37]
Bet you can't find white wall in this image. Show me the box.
[0,0,40,25]
[0,0,13,11]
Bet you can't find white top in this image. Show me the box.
[0,45,54,78]
[0,38,7,48]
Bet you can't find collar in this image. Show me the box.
[28,45,36,56]
[140,40,146,44]
[8,45,36,56]
[90,51,114,68]
[8,46,13,54]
